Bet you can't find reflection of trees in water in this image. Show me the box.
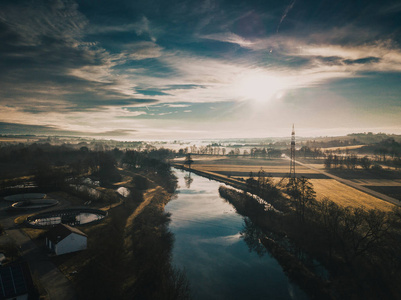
[240,217,267,257]
[184,172,193,189]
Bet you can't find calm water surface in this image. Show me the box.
[28,212,104,226]
[165,169,309,300]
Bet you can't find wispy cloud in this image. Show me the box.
[1,0,401,138]
[124,41,163,60]
[200,32,254,47]
[88,15,157,42]
[277,0,296,33]
[298,42,401,72]
[167,104,191,108]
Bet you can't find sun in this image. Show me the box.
[236,72,287,102]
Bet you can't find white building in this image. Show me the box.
[46,223,87,255]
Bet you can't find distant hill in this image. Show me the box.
[347,132,401,144]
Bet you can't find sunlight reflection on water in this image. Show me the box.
[165,169,309,300]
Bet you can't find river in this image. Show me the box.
[165,169,309,300]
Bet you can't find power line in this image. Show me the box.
[290,124,296,178]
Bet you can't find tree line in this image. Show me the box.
[177,146,283,158]
[0,143,190,299]
[70,171,189,299]
[219,176,401,299]
[324,154,401,170]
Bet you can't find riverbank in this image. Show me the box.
[218,184,401,299]
[121,183,190,299]
[50,167,190,299]
[218,185,332,298]
[165,168,309,300]
[260,237,332,299]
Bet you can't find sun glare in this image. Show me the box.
[236,73,287,102]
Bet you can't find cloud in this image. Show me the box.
[0,121,136,137]
[0,122,59,135]
[343,57,381,65]
[132,16,156,42]
[200,32,254,47]
[0,1,117,108]
[87,15,157,41]
[277,0,296,33]
[379,2,401,15]
[165,84,206,90]
[121,109,147,117]
[167,104,191,108]
[125,41,163,60]
[1,0,401,138]
[136,87,170,96]
[0,0,87,47]
[298,42,401,72]
[0,1,167,120]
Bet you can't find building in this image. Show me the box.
[46,223,87,255]
[0,261,36,300]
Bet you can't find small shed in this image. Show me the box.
[46,223,87,255]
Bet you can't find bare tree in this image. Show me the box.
[287,176,316,221]
[184,153,194,169]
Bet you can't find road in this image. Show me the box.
[292,158,400,207]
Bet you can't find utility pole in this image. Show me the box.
[290,124,296,179]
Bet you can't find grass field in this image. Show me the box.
[350,179,401,186]
[176,156,398,211]
[320,145,366,151]
[193,163,321,176]
[310,179,395,211]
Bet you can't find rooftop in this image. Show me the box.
[46,223,87,244]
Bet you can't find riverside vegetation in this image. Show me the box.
[58,149,190,299]
[69,178,190,299]
[2,139,401,299]
[219,171,401,299]
[0,143,190,299]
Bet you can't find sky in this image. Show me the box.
[0,0,401,140]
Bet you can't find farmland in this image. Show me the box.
[174,156,399,211]
[309,179,395,211]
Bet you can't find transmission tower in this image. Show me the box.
[289,124,296,178]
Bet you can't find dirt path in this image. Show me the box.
[123,183,170,254]
[292,158,400,207]
[125,187,163,229]
[117,168,166,230]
